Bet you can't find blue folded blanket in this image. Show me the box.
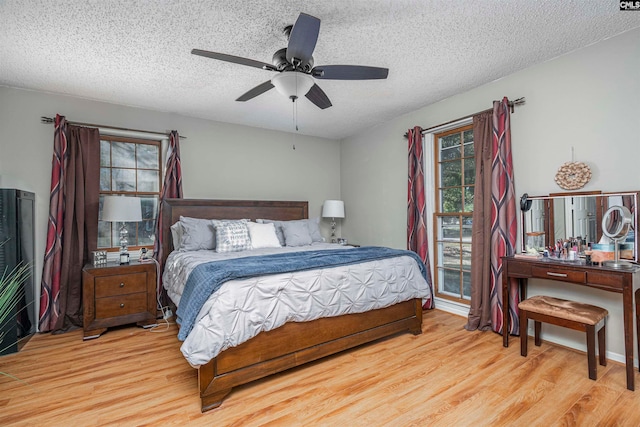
[176,246,430,341]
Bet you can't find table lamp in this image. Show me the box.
[101,195,142,264]
[322,200,345,243]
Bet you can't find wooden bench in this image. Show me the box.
[518,295,608,380]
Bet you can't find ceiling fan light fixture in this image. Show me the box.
[271,72,314,100]
[191,13,387,109]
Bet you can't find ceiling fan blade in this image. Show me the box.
[236,80,275,102]
[286,13,320,66]
[312,65,389,80]
[305,84,332,109]
[192,49,276,71]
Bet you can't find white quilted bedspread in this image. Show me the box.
[163,244,430,367]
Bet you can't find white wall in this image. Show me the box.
[340,28,640,362]
[0,87,341,324]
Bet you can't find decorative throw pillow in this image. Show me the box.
[256,219,285,246]
[281,220,313,247]
[178,216,216,251]
[211,218,250,229]
[247,222,281,249]
[213,219,252,253]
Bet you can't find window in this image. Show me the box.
[433,124,474,303]
[98,135,161,250]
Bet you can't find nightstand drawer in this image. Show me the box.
[95,293,147,319]
[95,272,147,298]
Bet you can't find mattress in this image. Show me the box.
[163,244,430,367]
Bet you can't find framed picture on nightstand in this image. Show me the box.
[337,238,360,247]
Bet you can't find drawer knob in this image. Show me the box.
[120,282,125,288]
[120,303,125,308]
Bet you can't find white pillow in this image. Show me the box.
[247,222,281,249]
[256,219,285,245]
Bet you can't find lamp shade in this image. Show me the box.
[322,200,345,219]
[271,71,314,99]
[101,195,142,222]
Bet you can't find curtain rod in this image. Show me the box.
[403,97,525,138]
[40,116,187,139]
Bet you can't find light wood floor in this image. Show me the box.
[2,309,640,426]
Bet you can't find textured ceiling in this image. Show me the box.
[1,1,639,140]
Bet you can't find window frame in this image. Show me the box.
[98,134,162,252]
[432,123,474,304]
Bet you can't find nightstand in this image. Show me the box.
[82,260,157,340]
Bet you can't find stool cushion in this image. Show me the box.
[519,295,608,325]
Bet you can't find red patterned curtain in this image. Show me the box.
[407,126,434,309]
[153,130,183,297]
[39,115,100,332]
[39,115,67,332]
[489,97,519,335]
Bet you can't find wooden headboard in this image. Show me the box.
[159,199,308,268]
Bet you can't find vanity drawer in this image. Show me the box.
[506,261,531,277]
[531,266,586,284]
[586,271,624,290]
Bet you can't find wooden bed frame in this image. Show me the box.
[160,198,423,412]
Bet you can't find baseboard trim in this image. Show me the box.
[521,330,632,368]
[433,297,470,318]
[432,297,635,368]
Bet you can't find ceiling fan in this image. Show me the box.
[191,12,389,109]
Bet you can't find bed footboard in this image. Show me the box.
[198,298,423,412]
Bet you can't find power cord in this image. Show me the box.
[142,255,176,333]
[149,316,174,333]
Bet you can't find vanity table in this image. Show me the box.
[502,255,639,391]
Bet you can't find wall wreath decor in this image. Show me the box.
[554,161,592,190]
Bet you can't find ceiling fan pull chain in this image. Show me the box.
[292,101,297,150]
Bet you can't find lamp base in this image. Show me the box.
[330,219,336,243]
[118,223,129,264]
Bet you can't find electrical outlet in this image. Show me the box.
[163,309,173,320]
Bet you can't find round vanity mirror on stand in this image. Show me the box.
[602,205,633,269]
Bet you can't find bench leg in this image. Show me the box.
[598,324,607,367]
[636,289,640,373]
[520,309,528,357]
[586,324,597,380]
[534,321,542,346]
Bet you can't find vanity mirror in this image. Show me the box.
[601,205,633,269]
[520,191,639,262]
